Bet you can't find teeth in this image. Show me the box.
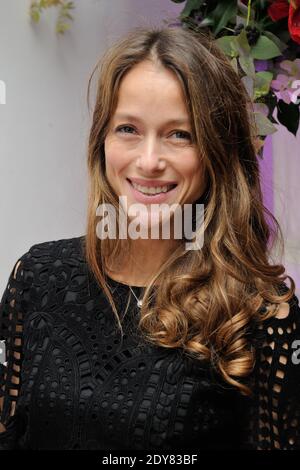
[131,181,174,195]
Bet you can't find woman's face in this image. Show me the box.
[104,60,206,233]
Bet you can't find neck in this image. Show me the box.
[106,237,181,287]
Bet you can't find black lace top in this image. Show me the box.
[0,236,300,450]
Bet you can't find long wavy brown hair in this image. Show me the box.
[83,25,296,396]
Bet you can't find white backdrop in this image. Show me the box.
[0,0,299,297]
[0,0,180,292]
[272,126,300,297]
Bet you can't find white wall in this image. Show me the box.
[0,0,181,291]
[272,125,300,297]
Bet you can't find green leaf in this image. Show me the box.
[212,1,237,36]
[180,0,204,18]
[230,57,238,73]
[238,54,255,78]
[61,12,73,20]
[277,100,300,137]
[256,0,268,8]
[254,112,278,136]
[250,36,282,60]
[30,9,40,23]
[254,103,269,116]
[216,35,238,57]
[254,71,274,99]
[198,0,237,36]
[56,22,70,34]
[256,71,273,81]
[234,30,256,77]
[235,28,251,56]
[241,76,254,99]
[263,31,288,53]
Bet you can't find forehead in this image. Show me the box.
[114,61,189,117]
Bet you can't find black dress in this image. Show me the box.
[0,236,300,450]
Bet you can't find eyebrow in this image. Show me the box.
[114,113,190,126]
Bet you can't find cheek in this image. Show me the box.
[104,139,118,166]
[104,139,128,177]
[178,152,203,180]
[180,154,206,200]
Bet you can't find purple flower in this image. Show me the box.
[279,58,300,78]
[271,58,300,104]
[254,60,270,72]
[271,74,300,104]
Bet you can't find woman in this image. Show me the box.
[0,26,299,450]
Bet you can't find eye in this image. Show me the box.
[115,125,192,141]
[116,125,136,134]
[172,130,192,141]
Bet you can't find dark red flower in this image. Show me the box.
[267,0,300,45]
[289,1,300,44]
[267,0,289,21]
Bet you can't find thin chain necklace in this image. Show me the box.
[128,285,143,308]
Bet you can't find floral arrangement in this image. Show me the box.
[169,0,300,151]
[30,0,74,34]
[29,0,300,151]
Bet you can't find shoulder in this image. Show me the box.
[245,291,300,449]
[251,289,300,377]
[14,235,87,289]
[263,292,300,329]
[25,235,85,261]
[18,235,85,267]
[249,288,300,358]
[267,289,300,329]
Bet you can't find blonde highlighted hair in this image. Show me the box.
[83,25,295,396]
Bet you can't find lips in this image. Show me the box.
[125,178,178,204]
[126,178,177,191]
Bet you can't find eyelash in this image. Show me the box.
[115,125,192,141]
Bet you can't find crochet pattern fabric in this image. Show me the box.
[0,236,300,450]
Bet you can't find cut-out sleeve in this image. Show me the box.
[245,293,300,449]
[0,254,29,450]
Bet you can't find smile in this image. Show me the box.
[126,178,179,203]
[128,179,177,195]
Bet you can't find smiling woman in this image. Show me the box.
[1,25,300,451]
[103,58,205,252]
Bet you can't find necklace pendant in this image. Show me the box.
[137,299,143,308]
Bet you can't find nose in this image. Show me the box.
[136,134,166,172]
